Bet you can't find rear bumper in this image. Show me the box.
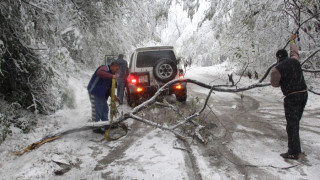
[127,82,187,97]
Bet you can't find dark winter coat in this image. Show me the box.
[276,58,307,96]
[115,58,128,79]
[87,65,113,97]
[270,44,307,96]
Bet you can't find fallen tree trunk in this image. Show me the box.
[14,73,319,155]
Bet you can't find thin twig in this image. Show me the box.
[234,62,249,86]
[206,104,233,140]
[21,0,55,15]
[303,69,320,73]
[172,140,191,153]
[283,12,320,48]
[308,89,320,95]
[301,48,320,66]
[171,85,214,130]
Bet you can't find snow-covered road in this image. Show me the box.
[1,64,320,180]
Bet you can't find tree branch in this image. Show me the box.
[14,59,320,156]
[171,85,214,130]
[283,12,320,48]
[301,48,320,66]
[234,62,249,86]
[21,0,55,15]
[258,63,277,83]
[308,89,320,95]
[206,104,233,140]
[302,69,320,73]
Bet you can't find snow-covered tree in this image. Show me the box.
[164,0,319,74]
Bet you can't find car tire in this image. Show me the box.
[126,87,137,107]
[176,90,187,102]
[153,58,177,83]
[176,95,187,102]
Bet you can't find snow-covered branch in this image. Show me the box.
[308,89,320,95]
[282,9,320,49]
[21,0,55,15]
[301,48,320,66]
[16,76,275,155]
[258,63,277,83]
[302,69,320,73]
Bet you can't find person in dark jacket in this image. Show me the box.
[88,62,120,125]
[115,54,128,105]
[271,34,308,160]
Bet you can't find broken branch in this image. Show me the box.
[21,0,55,15]
[301,48,320,66]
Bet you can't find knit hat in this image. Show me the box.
[276,49,288,59]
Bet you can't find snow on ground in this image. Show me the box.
[186,63,320,180]
[1,63,320,179]
[0,70,190,180]
[106,130,188,179]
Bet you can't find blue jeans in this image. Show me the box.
[117,78,126,104]
[89,93,109,122]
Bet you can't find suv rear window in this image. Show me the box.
[136,50,176,67]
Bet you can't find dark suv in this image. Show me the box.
[126,46,187,106]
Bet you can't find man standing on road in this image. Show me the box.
[87,62,120,133]
[270,34,308,160]
[115,54,128,105]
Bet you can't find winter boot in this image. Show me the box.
[280,152,299,160]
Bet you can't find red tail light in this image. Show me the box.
[127,75,138,84]
[173,84,182,90]
[179,75,184,79]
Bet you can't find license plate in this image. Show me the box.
[138,75,148,83]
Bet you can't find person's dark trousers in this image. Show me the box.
[284,92,308,154]
[116,78,126,104]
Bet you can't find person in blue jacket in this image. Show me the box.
[88,62,120,130]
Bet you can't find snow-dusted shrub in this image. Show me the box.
[0,112,11,144]
[0,99,36,144]
[0,1,61,114]
[60,86,76,109]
